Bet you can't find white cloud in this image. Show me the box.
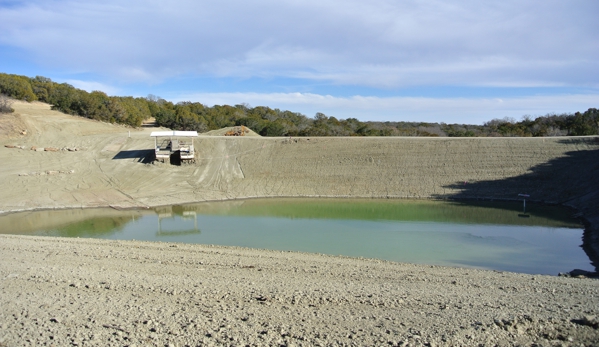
[65,79,119,95]
[173,92,599,124]
[1,0,597,88]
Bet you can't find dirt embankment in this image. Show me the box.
[2,102,598,210]
[1,101,599,346]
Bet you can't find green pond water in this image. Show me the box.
[0,198,592,275]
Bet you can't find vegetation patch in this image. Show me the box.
[1,72,597,137]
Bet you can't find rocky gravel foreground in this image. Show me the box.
[1,235,598,347]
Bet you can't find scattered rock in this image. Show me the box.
[580,315,599,329]
[18,169,74,176]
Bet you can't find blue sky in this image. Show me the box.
[1,0,598,124]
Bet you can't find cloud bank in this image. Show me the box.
[175,92,599,124]
[1,0,598,88]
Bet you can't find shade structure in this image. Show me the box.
[150,131,198,137]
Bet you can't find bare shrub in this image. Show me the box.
[0,94,15,114]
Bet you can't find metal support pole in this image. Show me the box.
[518,194,530,214]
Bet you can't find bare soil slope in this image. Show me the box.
[2,102,598,212]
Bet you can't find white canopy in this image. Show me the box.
[150,131,198,137]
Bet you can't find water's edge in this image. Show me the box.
[1,196,594,276]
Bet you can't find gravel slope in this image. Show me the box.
[1,102,598,212]
[1,235,598,347]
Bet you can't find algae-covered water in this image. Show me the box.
[0,198,591,275]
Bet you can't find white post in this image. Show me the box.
[518,194,530,214]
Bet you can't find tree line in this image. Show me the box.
[1,72,597,136]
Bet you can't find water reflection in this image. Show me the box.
[154,205,201,236]
[0,208,150,238]
[0,199,591,275]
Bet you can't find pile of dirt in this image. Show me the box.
[201,125,261,137]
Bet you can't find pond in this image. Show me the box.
[0,198,592,275]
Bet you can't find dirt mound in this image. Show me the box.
[0,112,28,139]
[201,126,261,137]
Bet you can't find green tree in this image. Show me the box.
[47,83,82,115]
[0,73,37,101]
[30,76,54,102]
[79,91,110,120]
[179,108,208,132]
[118,97,152,126]
[155,108,177,129]
[568,108,599,136]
